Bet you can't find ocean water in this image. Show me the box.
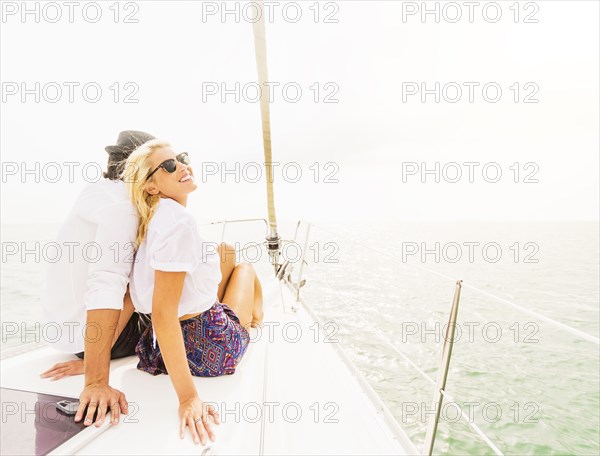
[1,221,598,455]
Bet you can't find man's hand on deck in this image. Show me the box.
[40,359,84,381]
[75,384,128,427]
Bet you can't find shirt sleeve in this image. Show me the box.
[84,201,138,311]
[149,218,198,272]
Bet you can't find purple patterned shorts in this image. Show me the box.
[135,301,250,377]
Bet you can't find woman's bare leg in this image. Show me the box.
[217,243,236,302]
[222,262,263,330]
[222,263,254,329]
[251,274,264,327]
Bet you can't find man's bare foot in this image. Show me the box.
[250,273,264,328]
[250,309,264,328]
[250,300,264,328]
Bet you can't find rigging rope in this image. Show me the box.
[252,0,278,238]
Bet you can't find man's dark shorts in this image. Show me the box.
[75,313,151,360]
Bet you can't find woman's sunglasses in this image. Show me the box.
[146,152,190,181]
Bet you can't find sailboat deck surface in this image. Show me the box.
[1,276,415,455]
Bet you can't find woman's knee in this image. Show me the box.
[218,242,236,266]
[234,261,256,277]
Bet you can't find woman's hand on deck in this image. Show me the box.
[179,396,220,445]
[40,359,84,381]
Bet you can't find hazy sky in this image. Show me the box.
[1,0,598,224]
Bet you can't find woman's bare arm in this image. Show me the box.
[152,270,196,402]
[152,270,219,444]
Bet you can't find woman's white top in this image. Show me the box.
[130,198,222,318]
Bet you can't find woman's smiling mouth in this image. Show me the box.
[179,173,193,183]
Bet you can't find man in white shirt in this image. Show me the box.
[40,130,154,428]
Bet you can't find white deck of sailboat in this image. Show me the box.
[1,275,417,455]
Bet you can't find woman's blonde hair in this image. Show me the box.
[121,139,171,247]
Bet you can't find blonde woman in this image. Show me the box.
[122,139,263,445]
